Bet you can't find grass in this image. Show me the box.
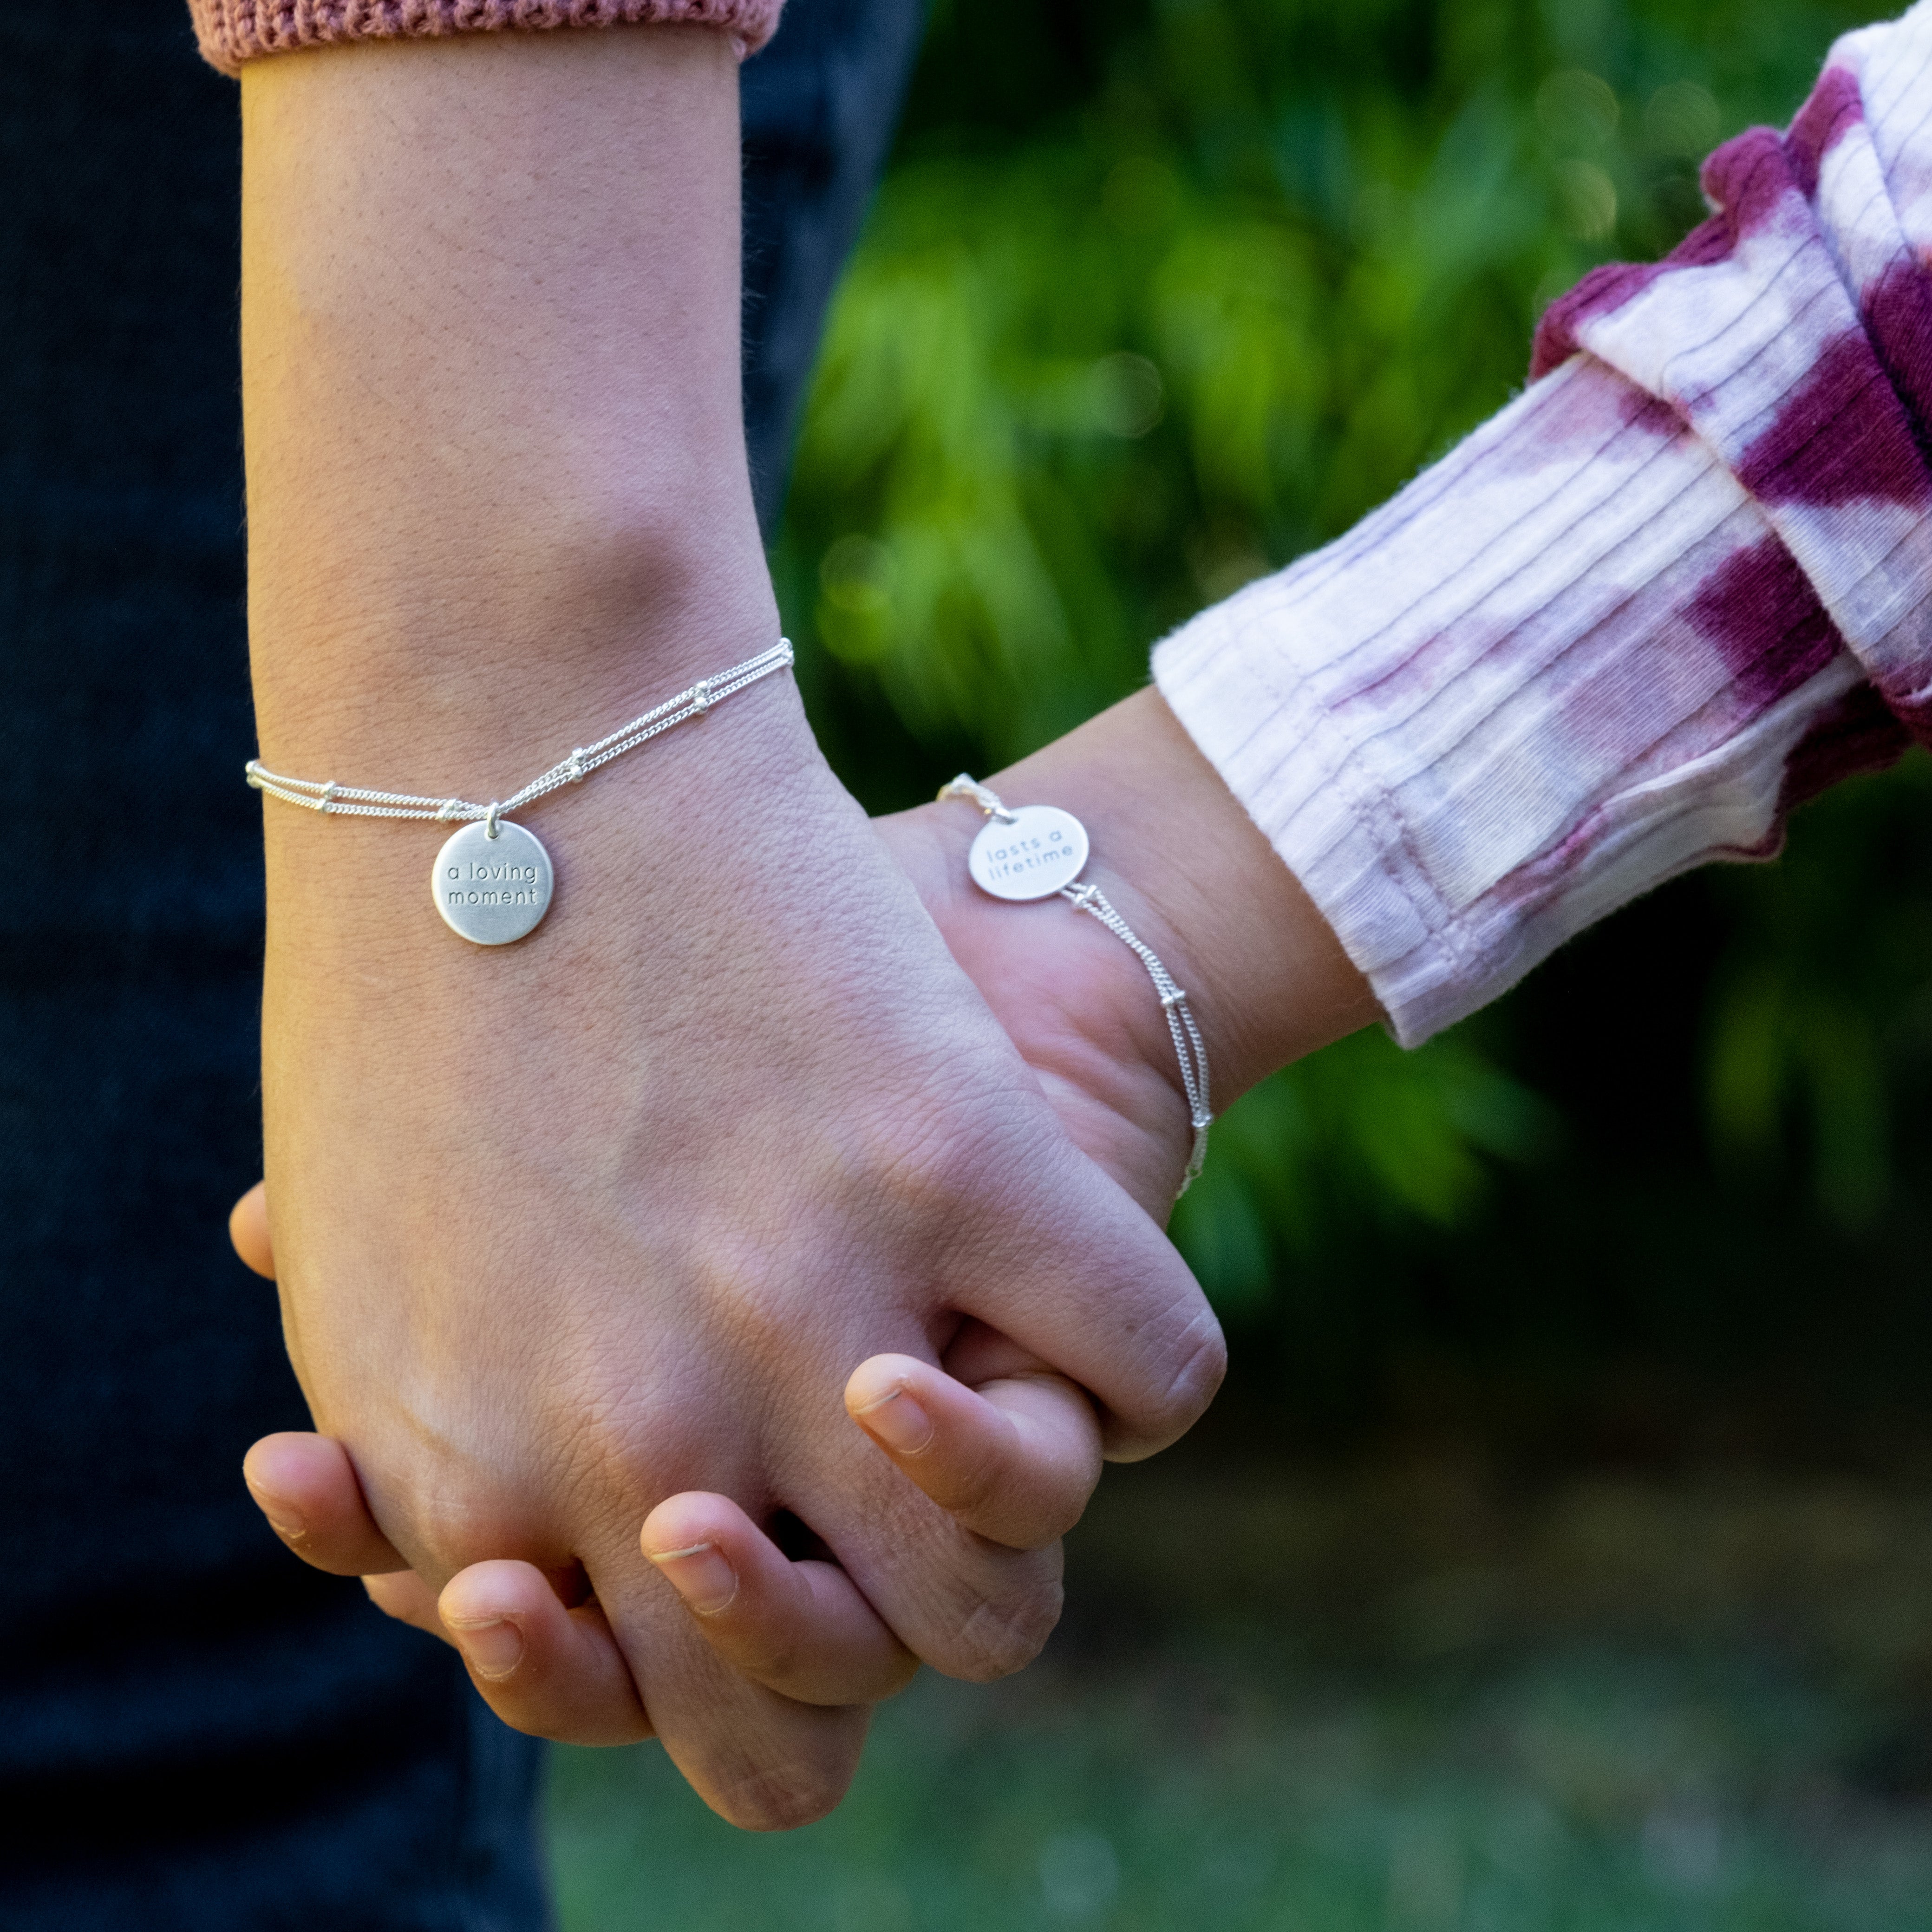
[546,1455,1932,1931]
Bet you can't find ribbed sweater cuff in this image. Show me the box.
[189,0,784,74]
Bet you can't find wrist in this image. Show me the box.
[258,645,825,975]
[908,689,1380,1109]
[249,523,781,785]
[882,794,1196,1211]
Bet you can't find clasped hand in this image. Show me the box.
[233,26,1386,1834]
[243,689,1225,1830]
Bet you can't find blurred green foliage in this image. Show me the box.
[776,0,1932,1427]
[554,1461,1932,1929]
[555,1650,1932,1932]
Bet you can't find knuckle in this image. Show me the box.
[1025,1495,1086,1549]
[861,1092,1027,1244]
[707,1266,814,1375]
[725,1622,804,1689]
[354,1445,509,1566]
[1120,1305,1227,1453]
[1163,1309,1229,1424]
[945,1576,1064,1683]
[718,1762,851,1833]
[935,1443,1005,1520]
[390,1495,502,1575]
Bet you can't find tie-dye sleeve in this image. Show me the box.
[1153,7,1932,1048]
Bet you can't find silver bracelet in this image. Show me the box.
[939,775,1212,1192]
[246,639,794,946]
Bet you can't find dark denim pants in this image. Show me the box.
[0,1,920,1921]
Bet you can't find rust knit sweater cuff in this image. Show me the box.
[188,0,785,75]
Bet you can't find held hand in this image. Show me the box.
[233,1298,1103,1756]
[237,1334,1102,1741]
[242,1173,1109,1572]
[226,756,1210,1769]
[234,687,1377,1804]
[253,684,1220,1830]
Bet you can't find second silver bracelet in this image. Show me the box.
[940,776,1212,1193]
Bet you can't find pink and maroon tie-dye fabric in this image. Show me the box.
[1155,7,1932,1045]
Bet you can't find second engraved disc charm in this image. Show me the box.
[432,819,554,945]
[966,804,1090,901]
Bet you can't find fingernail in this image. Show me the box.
[447,1617,524,1681]
[854,1386,935,1456]
[647,1541,739,1615]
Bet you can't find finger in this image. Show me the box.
[785,1423,1070,1687]
[281,1455,871,1814]
[364,1564,656,1765]
[642,1492,917,1706]
[438,1560,653,1748]
[845,1352,1102,1551]
[592,1549,874,1829]
[959,1141,1227,1462]
[243,1431,410,1576]
[230,1179,275,1279]
[363,1568,451,1642]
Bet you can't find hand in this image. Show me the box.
[233,692,1377,1798]
[223,768,1194,1769]
[255,675,1226,1828]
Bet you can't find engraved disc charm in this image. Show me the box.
[431,819,554,945]
[966,804,1090,901]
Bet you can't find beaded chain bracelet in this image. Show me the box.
[245,640,794,946]
[940,775,1212,1191]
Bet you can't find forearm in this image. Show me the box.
[242,26,777,783]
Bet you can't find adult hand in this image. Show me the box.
[256,677,1228,1825]
[234,687,1376,1809]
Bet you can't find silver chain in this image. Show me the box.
[940,775,1212,1193]
[246,639,795,824]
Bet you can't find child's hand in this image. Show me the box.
[872,796,1198,1219]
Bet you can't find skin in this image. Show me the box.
[235,683,1382,1778]
[241,31,1255,1831]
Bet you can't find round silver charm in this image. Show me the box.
[431,819,554,945]
[967,804,1090,901]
